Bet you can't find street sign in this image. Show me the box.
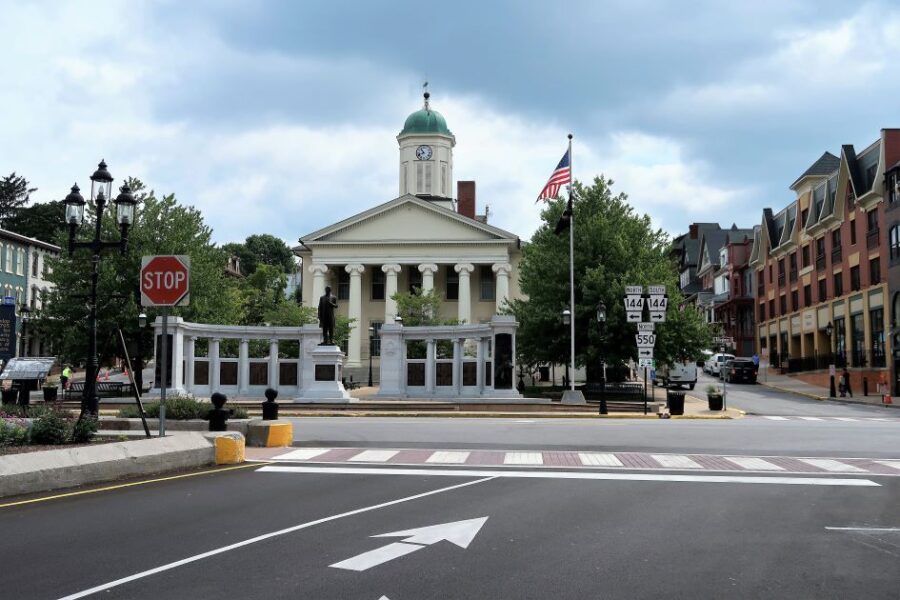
[626,311,642,323]
[637,322,655,332]
[624,295,645,311]
[625,286,644,296]
[638,358,654,368]
[647,285,666,295]
[649,311,666,323]
[635,333,656,347]
[647,295,668,311]
[141,255,190,307]
[330,517,489,572]
[713,336,734,345]
[638,348,653,359]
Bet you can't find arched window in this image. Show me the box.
[893,292,900,329]
[890,225,900,260]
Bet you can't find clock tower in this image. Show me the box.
[397,91,456,208]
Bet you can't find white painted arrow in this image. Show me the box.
[330,517,488,572]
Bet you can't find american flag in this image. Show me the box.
[536,149,571,202]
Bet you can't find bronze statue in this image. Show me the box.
[318,285,338,345]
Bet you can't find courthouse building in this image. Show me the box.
[294,94,523,380]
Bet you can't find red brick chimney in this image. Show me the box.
[689,223,699,239]
[457,181,476,219]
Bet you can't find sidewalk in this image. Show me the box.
[756,369,899,408]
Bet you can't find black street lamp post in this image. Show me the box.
[825,321,836,398]
[136,310,148,394]
[19,306,30,357]
[596,302,607,415]
[368,325,375,388]
[63,160,136,417]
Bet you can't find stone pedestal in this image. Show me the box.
[561,390,586,404]
[374,324,404,398]
[295,345,351,402]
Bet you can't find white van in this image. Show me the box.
[653,361,698,390]
[708,353,735,376]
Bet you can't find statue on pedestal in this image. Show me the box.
[318,285,338,345]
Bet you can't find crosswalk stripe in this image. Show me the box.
[833,417,858,422]
[276,448,330,461]
[426,451,470,464]
[798,458,865,473]
[868,418,893,422]
[578,453,624,467]
[724,456,785,471]
[504,452,543,465]
[875,460,900,471]
[651,454,702,469]
[799,417,824,421]
[348,450,399,462]
[763,416,789,420]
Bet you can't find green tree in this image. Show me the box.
[0,172,36,227]
[222,234,295,276]
[5,200,66,243]
[241,263,288,325]
[32,179,243,364]
[392,289,443,326]
[510,176,711,372]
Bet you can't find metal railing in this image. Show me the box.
[867,228,880,249]
[781,350,886,372]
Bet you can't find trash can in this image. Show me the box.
[666,389,685,416]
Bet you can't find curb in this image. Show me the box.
[0,432,219,499]
[759,381,900,408]
[246,420,293,447]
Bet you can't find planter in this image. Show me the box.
[666,390,685,416]
[1,388,17,405]
[43,387,58,403]
[707,394,723,411]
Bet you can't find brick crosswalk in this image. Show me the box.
[247,446,900,477]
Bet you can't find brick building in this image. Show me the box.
[751,129,900,394]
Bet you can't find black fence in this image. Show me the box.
[776,350,886,373]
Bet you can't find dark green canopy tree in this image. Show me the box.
[510,176,711,373]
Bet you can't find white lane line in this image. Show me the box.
[799,417,824,421]
[833,417,859,422]
[257,465,880,487]
[504,452,543,465]
[426,451,471,464]
[349,450,399,462]
[868,418,894,422]
[724,457,785,471]
[275,448,331,461]
[651,454,702,469]
[56,476,496,600]
[798,458,866,473]
[578,453,624,467]
[825,527,900,532]
[763,416,789,420]
[875,460,900,471]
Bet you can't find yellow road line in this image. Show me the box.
[0,462,268,509]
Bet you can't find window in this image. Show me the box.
[371,270,385,301]
[441,162,447,196]
[801,245,810,268]
[831,229,841,249]
[768,264,773,283]
[801,208,809,228]
[479,265,495,301]
[445,266,458,300]
[889,171,899,205]
[789,253,797,281]
[32,253,39,277]
[818,278,827,302]
[416,162,433,194]
[834,317,846,359]
[769,299,775,318]
[851,313,865,367]
[870,308,885,367]
[337,269,350,300]
[891,225,900,260]
[402,163,408,193]
[850,218,857,245]
[6,246,12,273]
[408,267,422,294]
[870,257,881,285]
[759,303,766,321]
[370,321,383,357]
[779,295,786,315]
[815,237,825,258]
[803,285,812,307]
[833,272,843,297]
[790,290,798,311]
[867,209,878,232]
[850,265,860,291]
[16,249,24,276]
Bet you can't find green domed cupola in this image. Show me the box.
[399,92,454,137]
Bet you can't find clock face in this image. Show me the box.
[416,145,433,160]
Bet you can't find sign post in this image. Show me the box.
[625,285,667,415]
[141,256,190,437]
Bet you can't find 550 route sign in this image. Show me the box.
[141,255,190,307]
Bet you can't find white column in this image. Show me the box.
[418,263,438,293]
[209,338,221,392]
[425,338,436,394]
[492,262,512,311]
[268,338,279,389]
[185,336,196,392]
[382,264,401,322]
[310,264,329,303]
[238,338,250,394]
[345,264,365,366]
[455,263,474,324]
[476,337,485,394]
[453,338,462,395]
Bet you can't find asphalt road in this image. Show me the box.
[4,463,899,599]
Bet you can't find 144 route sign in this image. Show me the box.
[647,285,667,323]
[141,255,190,307]
[625,286,644,322]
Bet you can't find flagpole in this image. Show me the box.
[567,133,575,392]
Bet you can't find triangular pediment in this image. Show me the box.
[300,195,518,244]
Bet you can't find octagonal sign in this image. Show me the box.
[141,255,190,307]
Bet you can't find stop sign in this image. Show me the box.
[141,255,190,307]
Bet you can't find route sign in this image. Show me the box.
[626,311,642,323]
[625,286,644,296]
[141,255,190,307]
[638,358,654,368]
[649,311,666,323]
[637,322,655,332]
[636,333,656,347]
[647,295,668,311]
[638,348,653,359]
[647,285,666,296]
[624,295,645,311]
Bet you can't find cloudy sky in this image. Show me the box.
[2,0,898,245]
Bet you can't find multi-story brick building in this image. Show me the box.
[711,227,756,356]
[883,133,900,394]
[751,130,900,395]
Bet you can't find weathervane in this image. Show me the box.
[423,81,430,111]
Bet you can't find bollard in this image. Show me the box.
[863,377,868,397]
[262,387,279,420]
[208,392,230,432]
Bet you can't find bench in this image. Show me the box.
[65,381,127,400]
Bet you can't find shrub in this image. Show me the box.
[230,405,249,419]
[0,417,29,446]
[30,411,71,445]
[72,416,99,443]
[116,396,249,420]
